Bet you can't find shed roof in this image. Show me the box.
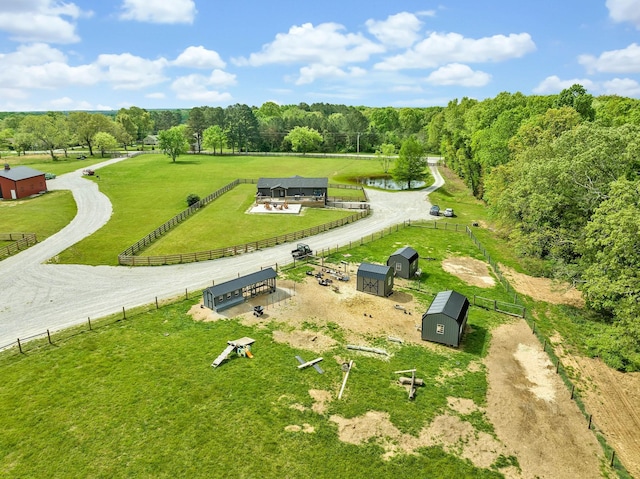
[390,246,419,262]
[206,268,276,297]
[357,262,392,279]
[0,165,45,182]
[425,290,469,325]
[257,176,328,190]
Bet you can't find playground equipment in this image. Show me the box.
[211,337,255,368]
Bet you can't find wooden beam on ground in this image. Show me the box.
[338,360,354,400]
[346,344,388,356]
[297,357,323,370]
[394,368,416,374]
[398,376,425,386]
[295,355,324,374]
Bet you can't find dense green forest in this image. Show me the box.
[1,85,639,370]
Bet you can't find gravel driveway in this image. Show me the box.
[0,157,444,346]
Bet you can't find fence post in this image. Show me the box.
[610,450,616,467]
[47,329,52,345]
[570,384,575,399]
[122,307,126,320]
[588,414,592,429]
[185,288,188,300]
[88,317,92,330]
[156,297,159,309]
[17,338,22,354]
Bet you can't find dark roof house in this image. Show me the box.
[387,246,419,279]
[356,262,394,297]
[257,176,328,204]
[0,164,47,200]
[421,290,469,347]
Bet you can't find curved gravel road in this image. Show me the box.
[0,157,444,346]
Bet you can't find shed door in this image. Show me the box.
[362,278,378,294]
[11,189,16,200]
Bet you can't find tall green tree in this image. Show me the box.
[157,125,189,162]
[580,178,640,370]
[19,114,60,159]
[187,106,207,153]
[376,143,396,173]
[117,106,153,142]
[92,132,118,157]
[225,104,259,153]
[202,125,227,155]
[392,137,426,189]
[284,126,323,154]
[554,84,595,121]
[69,112,113,156]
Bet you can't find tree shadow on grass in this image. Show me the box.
[460,322,489,357]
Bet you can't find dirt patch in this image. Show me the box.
[272,330,337,354]
[442,257,495,288]
[284,423,315,433]
[485,319,605,478]
[309,389,332,415]
[330,411,509,467]
[447,397,480,415]
[554,343,640,478]
[499,265,584,307]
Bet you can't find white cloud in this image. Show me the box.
[533,75,597,94]
[375,32,536,70]
[578,43,640,73]
[0,45,100,90]
[602,77,640,96]
[170,70,236,103]
[173,46,226,69]
[425,63,491,87]
[365,12,424,48]
[0,0,90,44]
[233,22,384,67]
[95,53,169,90]
[296,64,366,85]
[606,0,640,28]
[48,97,93,110]
[120,0,196,24]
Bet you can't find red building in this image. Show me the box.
[0,164,47,200]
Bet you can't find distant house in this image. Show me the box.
[143,135,158,146]
[356,262,394,297]
[0,164,47,200]
[256,176,328,205]
[203,268,277,312]
[421,290,469,347]
[387,246,419,279]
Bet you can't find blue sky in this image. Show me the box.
[1,0,639,111]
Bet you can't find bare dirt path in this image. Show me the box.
[485,320,605,478]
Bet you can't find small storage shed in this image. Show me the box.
[421,290,469,347]
[356,262,394,297]
[0,164,47,200]
[387,246,419,279]
[203,268,277,312]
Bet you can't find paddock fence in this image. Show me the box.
[0,233,37,258]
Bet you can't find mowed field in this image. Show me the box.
[0,154,635,478]
[51,153,388,265]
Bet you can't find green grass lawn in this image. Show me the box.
[3,151,115,176]
[144,184,356,256]
[0,190,76,240]
[55,154,388,265]
[0,223,514,479]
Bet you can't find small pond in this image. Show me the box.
[355,176,427,190]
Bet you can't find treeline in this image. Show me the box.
[434,85,639,370]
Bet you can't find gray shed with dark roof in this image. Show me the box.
[356,262,394,297]
[387,246,419,279]
[421,290,469,347]
[203,268,277,312]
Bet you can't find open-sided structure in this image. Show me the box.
[356,262,394,297]
[387,246,419,279]
[421,290,469,347]
[0,164,47,200]
[203,268,277,312]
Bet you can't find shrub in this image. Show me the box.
[186,194,200,207]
